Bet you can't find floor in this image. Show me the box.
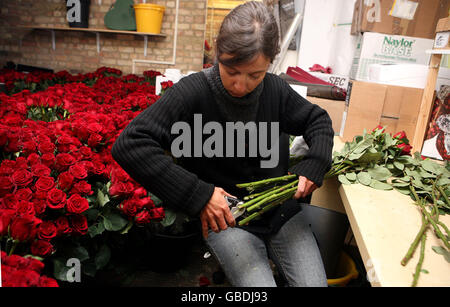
[122,236,370,287]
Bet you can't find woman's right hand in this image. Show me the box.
[200,187,236,239]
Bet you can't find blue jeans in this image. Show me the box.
[205,210,328,287]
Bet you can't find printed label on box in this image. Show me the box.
[434,32,450,49]
[389,0,418,20]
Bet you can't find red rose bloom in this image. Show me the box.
[0,209,15,236]
[135,210,151,225]
[70,180,93,196]
[47,188,67,209]
[39,276,59,287]
[87,133,102,148]
[55,153,76,172]
[1,193,18,210]
[55,216,72,235]
[69,163,88,180]
[397,143,412,156]
[66,194,89,214]
[12,169,33,188]
[70,214,88,235]
[38,141,56,154]
[31,164,51,177]
[57,171,74,191]
[10,215,39,242]
[40,153,55,168]
[15,188,33,201]
[149,207,165,221]
[34,176,55,192]
[16,200,36,217]
[31,239,54,257]
[37,221,57,241]
[0,176,14,197]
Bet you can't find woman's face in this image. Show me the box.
[218,53,271,98]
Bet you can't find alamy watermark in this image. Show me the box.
[66,0,82,23]
[66,258,81,283]
[170,114,280,168]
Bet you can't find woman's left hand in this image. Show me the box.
[293,176,317,199]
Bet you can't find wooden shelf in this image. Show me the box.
[20,25,166,37]
[19,25,166,56]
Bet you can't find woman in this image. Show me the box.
[112,1,334,287]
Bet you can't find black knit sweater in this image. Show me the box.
[111,70,334,224]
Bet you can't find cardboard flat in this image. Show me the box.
[307,96,345,134]
[341,81,423,142]
[351,0,450,39]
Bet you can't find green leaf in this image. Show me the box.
[70,246,89,262]
[393,161,404,171]
[120,220,134,234]
[394,187,411,195]
[368,166,392,181]
[160,208,177,227]
[345,172,357,181]
[420,269,429,274]
[149,192,163,206]
[369,179,393,190]
[88,222,105,238]
[392,181,410,188]
[357,172,372,186]
[103,212,128,232]
[338,174,352,185]
[95,245,111,270]
[97,188,110,207]
[431,246,450,263]
[358,151,383,164]
[421,160,443,175]
[52,258,70,281]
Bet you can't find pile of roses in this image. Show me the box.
[0,67,171,286]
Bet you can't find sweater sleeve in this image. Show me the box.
[111,76,215,217]
[276,76,334,187]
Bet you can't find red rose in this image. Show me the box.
[47,188,67,209]
[0,209,15,236]
[40,153,55,168]
[32,199,47,216]
[149,207,165,221]
[66,194,89,214]
[372,125,385,133]
[70,214,88,235]
[16,200,36,217]
[79,146,93,159]
[37,221,57,241]
[31,239,54,257]
[38,141,55,154]
[70,181,93,196]
[21,140,37,155]
[34,176,55,192]
[87,133,102,148]
[109,181,134,197]
[12,169,33,188]
[120,199,140,217]
[15,188,33,201]
[91,161,106,176]
[10,215,39,242]
[55,153,76,172]
[397,143,412,156]
[1,193,18,210]
[393,131,407,140]
[39,276,59,287]
[55,216,72,235]
[31,164,51,177]
[26,258,45,274]
[133,187,148,198]
[138,196,154,209]
[57,171,74,191]
[27,153,41,166]
[135,210,151,225]
[69,163,88,180]
[0,176,14,197]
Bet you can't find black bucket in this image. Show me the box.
[66,0,91,28]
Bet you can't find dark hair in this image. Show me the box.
[215,1,280,66]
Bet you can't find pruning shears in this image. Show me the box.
[224,195,246,219]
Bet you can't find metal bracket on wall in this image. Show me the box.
[144,35,148,56]
[51,30,55,51]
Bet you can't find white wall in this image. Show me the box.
[297,0,358,76]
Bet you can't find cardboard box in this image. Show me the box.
[350,32,434,82]
[307,96,345,134]
[434,17,450,50]
[340,80,423,143]
[351,0,450,39]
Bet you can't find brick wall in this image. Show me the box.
[0,0,207,75]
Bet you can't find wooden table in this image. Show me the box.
[312,136,450,287]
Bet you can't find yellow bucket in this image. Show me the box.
[134,4,165,34]
[327,251,359,287]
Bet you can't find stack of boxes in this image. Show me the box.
[340,0,450,148]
